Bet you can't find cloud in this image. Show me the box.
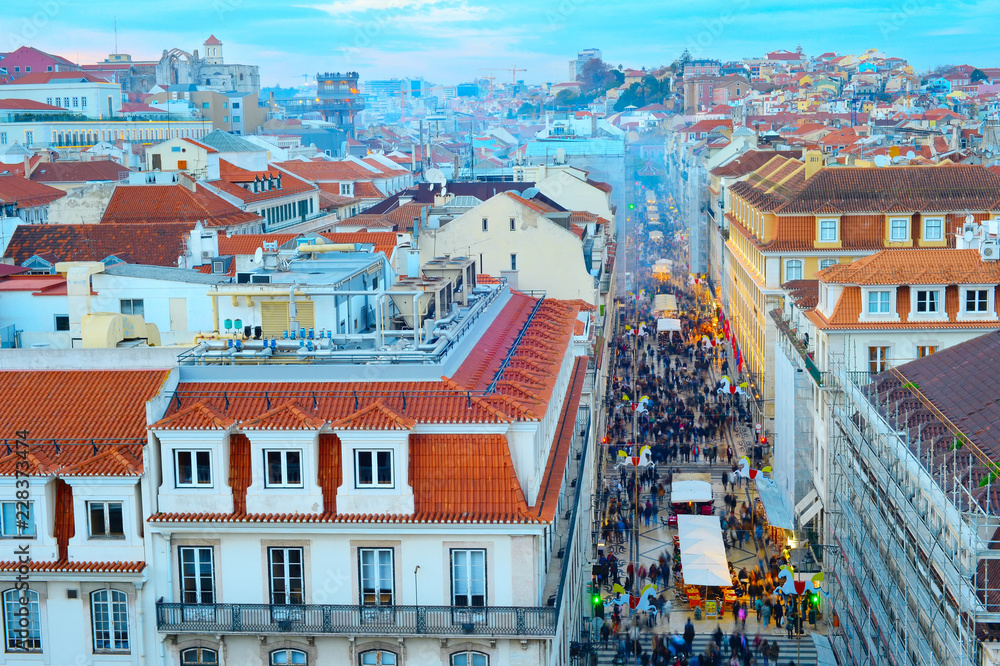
[303,0,446,16]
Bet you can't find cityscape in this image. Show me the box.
[2,3,1000,665]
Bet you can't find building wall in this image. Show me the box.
[46,182,118,224]
[0,119,211,150]
[0,81,123,118]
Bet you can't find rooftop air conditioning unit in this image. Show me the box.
[981,239,1000,261]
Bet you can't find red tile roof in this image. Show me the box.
[807,284,1000,330]
[241,401,325,430]
[0,98,65,111]
[211,160,315,204]
[11,71,108,85]
[711,150,802,178]
[532,356,587,521]
[0,559,145,573]
[182,137,216,153]
[353,181,385,199]
[101,183,261,228]
[3,222,192,266]
[204,35,222,46]
[275,159,376,182]
[0,174,65,207]
[152,401,236,430]
[217,233,298,256]
[30,160,128,183]
[816,249,1000,285]
[330,401,416,430]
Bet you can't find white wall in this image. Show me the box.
[0,81,122,118]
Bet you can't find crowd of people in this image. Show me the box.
[592,191,806,665]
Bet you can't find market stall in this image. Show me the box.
[676,515,731,587]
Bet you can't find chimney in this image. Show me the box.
[804,150,823,180]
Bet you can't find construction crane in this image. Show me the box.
[489,66,527,86]
[477,73,496,99]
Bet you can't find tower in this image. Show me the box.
[203,35,223,65]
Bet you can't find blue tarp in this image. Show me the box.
[754,476,795,530]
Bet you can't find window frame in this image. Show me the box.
[270,648,308,665]
[784,259,803,281]
[917,345,937,358]
[510,253,517,271]
[179,546,216,604]
[268,547,305,606]
[90,589,129,653]
[451,651,489,666]
[818,218,838,242]
[355,450,393,489]
[0,500,34,537]
[868,346,889,373]
[451,548,487,608]
[914,288,942,314]
[964,287,991,314]
[889,217,910,241]
[923,216,944,241]
[264,450,303,488]
[87,500,125,539]
[181,647,219,665]
[359,548,394,607]
[866,290,891,315]
[359,649,397,665]
[54,314,70,331]
[819,258,837,270]
[175,450,213,488]
[3,588,41,652]
[509,217,516,231]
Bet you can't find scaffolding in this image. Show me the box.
[826,361,1000,666]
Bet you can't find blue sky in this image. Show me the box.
[4,0,999,86]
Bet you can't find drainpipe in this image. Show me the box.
[288,284,298,332]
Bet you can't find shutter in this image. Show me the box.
[294,301,315,330]
[261,301,289,337]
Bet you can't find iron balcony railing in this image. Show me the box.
[156,602,557,637]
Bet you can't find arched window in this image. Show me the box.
[91,589,129,652]
[784,259,803,281]
[271,649,307,665]
[451,651,488,665]
[181,647,219,665]
[3,588,41,651]
[360,650,397,665]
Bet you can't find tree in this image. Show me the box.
[679,49,693,68]
[971,68,989,84]
[554,89,580,108]
[579,58,622,95]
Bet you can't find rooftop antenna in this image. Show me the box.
[114,18,118,55]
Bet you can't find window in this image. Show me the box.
[223,102,228,109]
[819,219,838,242]
[819,259,837,270]
[915,289,940,313]
[890,218,909,241]
[202,102,210,109]
[0,501,34,537]
[88,501,124,538]
[867,291,891,314]
[45,98,52,106]
[54,315,69,331]
[509,217,516,231]
[360,649,396,665]
[917,346,937,358]
[120,299,144,316]
[72,97,79,108]
[359,548,393,606]
[233,116,241,122]
[924,217,944,241]
[223,116,228,123]
[452,549,486,607]
[356,451,392,488]
[232,102,240,109]
[965,289,989,313]
[81,97,87,109]
[481,218,488,232]
[3,588,40,652]
[179,547,215,604]
[269,548,304,605]
[510,254,517,271]
[91,589,129,652]
[452,652,488,666]
[271,649,307,664]
[181,647,219,665]
[24,67,29,72]
[265,450,302,488]
[0,133,5,145]
[175,450,212,487]
[784,259,803,281]
[868,346,889,373]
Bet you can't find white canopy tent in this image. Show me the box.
[653,293,678,316]
[676,515,731,587]
[671,479,713,503]
[656,318,681,333]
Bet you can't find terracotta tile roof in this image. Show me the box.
[240,401,325,430]
[101,184,261,228]
[476,274,501,285]
[782,279,820,308]
[353,181,385,199]
[711,150,803,178]
[0,559,145,573]
[13,71,108,84]
[217,233,298,256]
[330,401,416,430]
[0,370,169,442]
[816,249,1000,285]
[151,401,236,430]
[30,160,128,183]
[319,231,397,258]
[0,98,66,111]
[212,160,315,204]
[182,137,216,153]
[3,222,192,267]
[532,356,587,521]
[807,284,1000,330]
[732,163,1000,215]
[0,174,65,208]
[0,442,147,477]
[229,434,250,514]
[149,510,541,525]
[275,160,375,182]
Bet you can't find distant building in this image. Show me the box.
[276,72,364,137]
[683,59,722,80]
[155,36,260,96]
[0,71,123,119]
[569,47,602,81]
[0,46,79,81]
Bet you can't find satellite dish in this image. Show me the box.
[252,247,264,265]
[425,168,446,185]
[522,187,540,199]
[906,151,916,159]
[873,155,890,167]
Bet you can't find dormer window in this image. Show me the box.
[176,450,213,487]
[923,217,944,241]
[889,218,909,241]
[867,290,891,314]
[818,219,838,242]
[356,450,393,488]
[265,450,303,488]
[966,289,990,313]
[915,289,941,314]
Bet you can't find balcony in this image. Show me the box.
[156,602,556,638]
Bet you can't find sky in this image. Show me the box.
[3,0,1000,87]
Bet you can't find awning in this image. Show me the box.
[657,318,681,333]
[653,293,677,315]
[677,515,731,587]
[671,479,712,503]
[754,476,795,530]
